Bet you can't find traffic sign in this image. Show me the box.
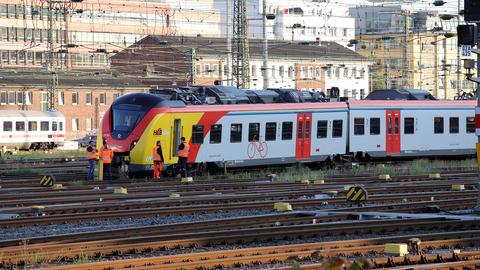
[462,45,472,57]
[345,186,368,204]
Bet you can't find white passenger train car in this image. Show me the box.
[0,110,65,151]
[348,100,476,158]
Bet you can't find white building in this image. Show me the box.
[215,0,356,49]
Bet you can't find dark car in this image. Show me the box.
[77,135,97,147]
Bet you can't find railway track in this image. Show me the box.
[1,164,479,269]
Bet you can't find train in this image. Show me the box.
[0,110,65,153]
[100,87,476,176]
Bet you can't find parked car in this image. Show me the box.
[77,135,97,147]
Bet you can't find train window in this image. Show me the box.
[265,122,277,141]
[3,121,12,131]
[305,121,311,138]
[434,117,444,134]
[59,122,63,131]
[467,117,475,133]
[282,122,293,140]
[354,118,365,135]
[230,124,242,143]
[209,124,222,144]
[449,117,459,134]
[248,123,260,142]
[40,121,49,131]
[52,121,58,131]
[404,118,414,134]
[192,125,204,144]
[297,122,303,139]
[28,121,37,131]
[394,118,399,134]
[332,120,343,138]
[317,120,327,138]
[15,121,25,131]
[370,118,380,135]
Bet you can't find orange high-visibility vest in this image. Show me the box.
[100,148,113,164]
[153,146,162,162]
[87,146,97,160]
[178,143,190,158]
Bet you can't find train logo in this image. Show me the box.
[247,136,268,159]
[153,128,163,136]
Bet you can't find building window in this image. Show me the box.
[99,92,106,105]
[279,66,284,78]
[86,118,93,131]
[27,91,32,105]
[369,118,380,135]
[195,64,201,76]
[192,125,204,144]
[58,91,64,105]
[230,123,242,143]
[288,66,294,78]
[17,92,24,104]
[300,66,306,78]
[434,117,444,134]
[282,121,293,140]
[265,122,277,141]
[317,120,327,138]
[210,124,222,144]
[343,68,349,78]
[204,64,210,76]
[72,118,79,131]
[332,120,343,138]
[3,121,12,131]
[212,64,219,76]
[72,92,78,105]
[308,66,313,78]
[449,117,459,134]
[40,92,48,111]
[8,91,15,104]
[360,89,365,99]
[28,121,37,131]
[354,118,365,135]
[113,93,120,100]
[271,65,276,78]
[404,118,414,134]
[86,92,92,105]
[251,65,257,77]
[15,121,25,131]
[40,121,49,131]
[315,67,320,78]
[0,91,6,104]
[248,123,260,142]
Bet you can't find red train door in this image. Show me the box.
[296,113,312,160]
[386,110,401,154]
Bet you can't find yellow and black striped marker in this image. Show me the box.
[40,175,56,187]
[346,186,368,204]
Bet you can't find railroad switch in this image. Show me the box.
[429,173,441,179]
[31,205,45,216]
[407,238,422,255]
[169,193,181,198]
[52,184,64,189]
[314,180,325,185]
[300,180,310,185]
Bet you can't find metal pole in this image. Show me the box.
[457,0,461,97]
[476,22,480,211]
[262,0,269,89]
[226,0,231,86]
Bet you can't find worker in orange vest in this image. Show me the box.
[100,142,114,180]
[86,141,98,181]
[152,141,164,179]
[177,137,190,177]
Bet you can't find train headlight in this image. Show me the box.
[130,140,138,150]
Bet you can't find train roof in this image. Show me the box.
[349,100,476,108]
[170,102,348,113]
[0,110,64,118]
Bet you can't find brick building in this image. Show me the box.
[111,35,371,98]
[0,69,149,139]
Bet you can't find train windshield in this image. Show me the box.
[112,104,148,133]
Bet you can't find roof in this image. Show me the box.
[137,35,368,62]
[0,110,64,118]
[169,102,348,113]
